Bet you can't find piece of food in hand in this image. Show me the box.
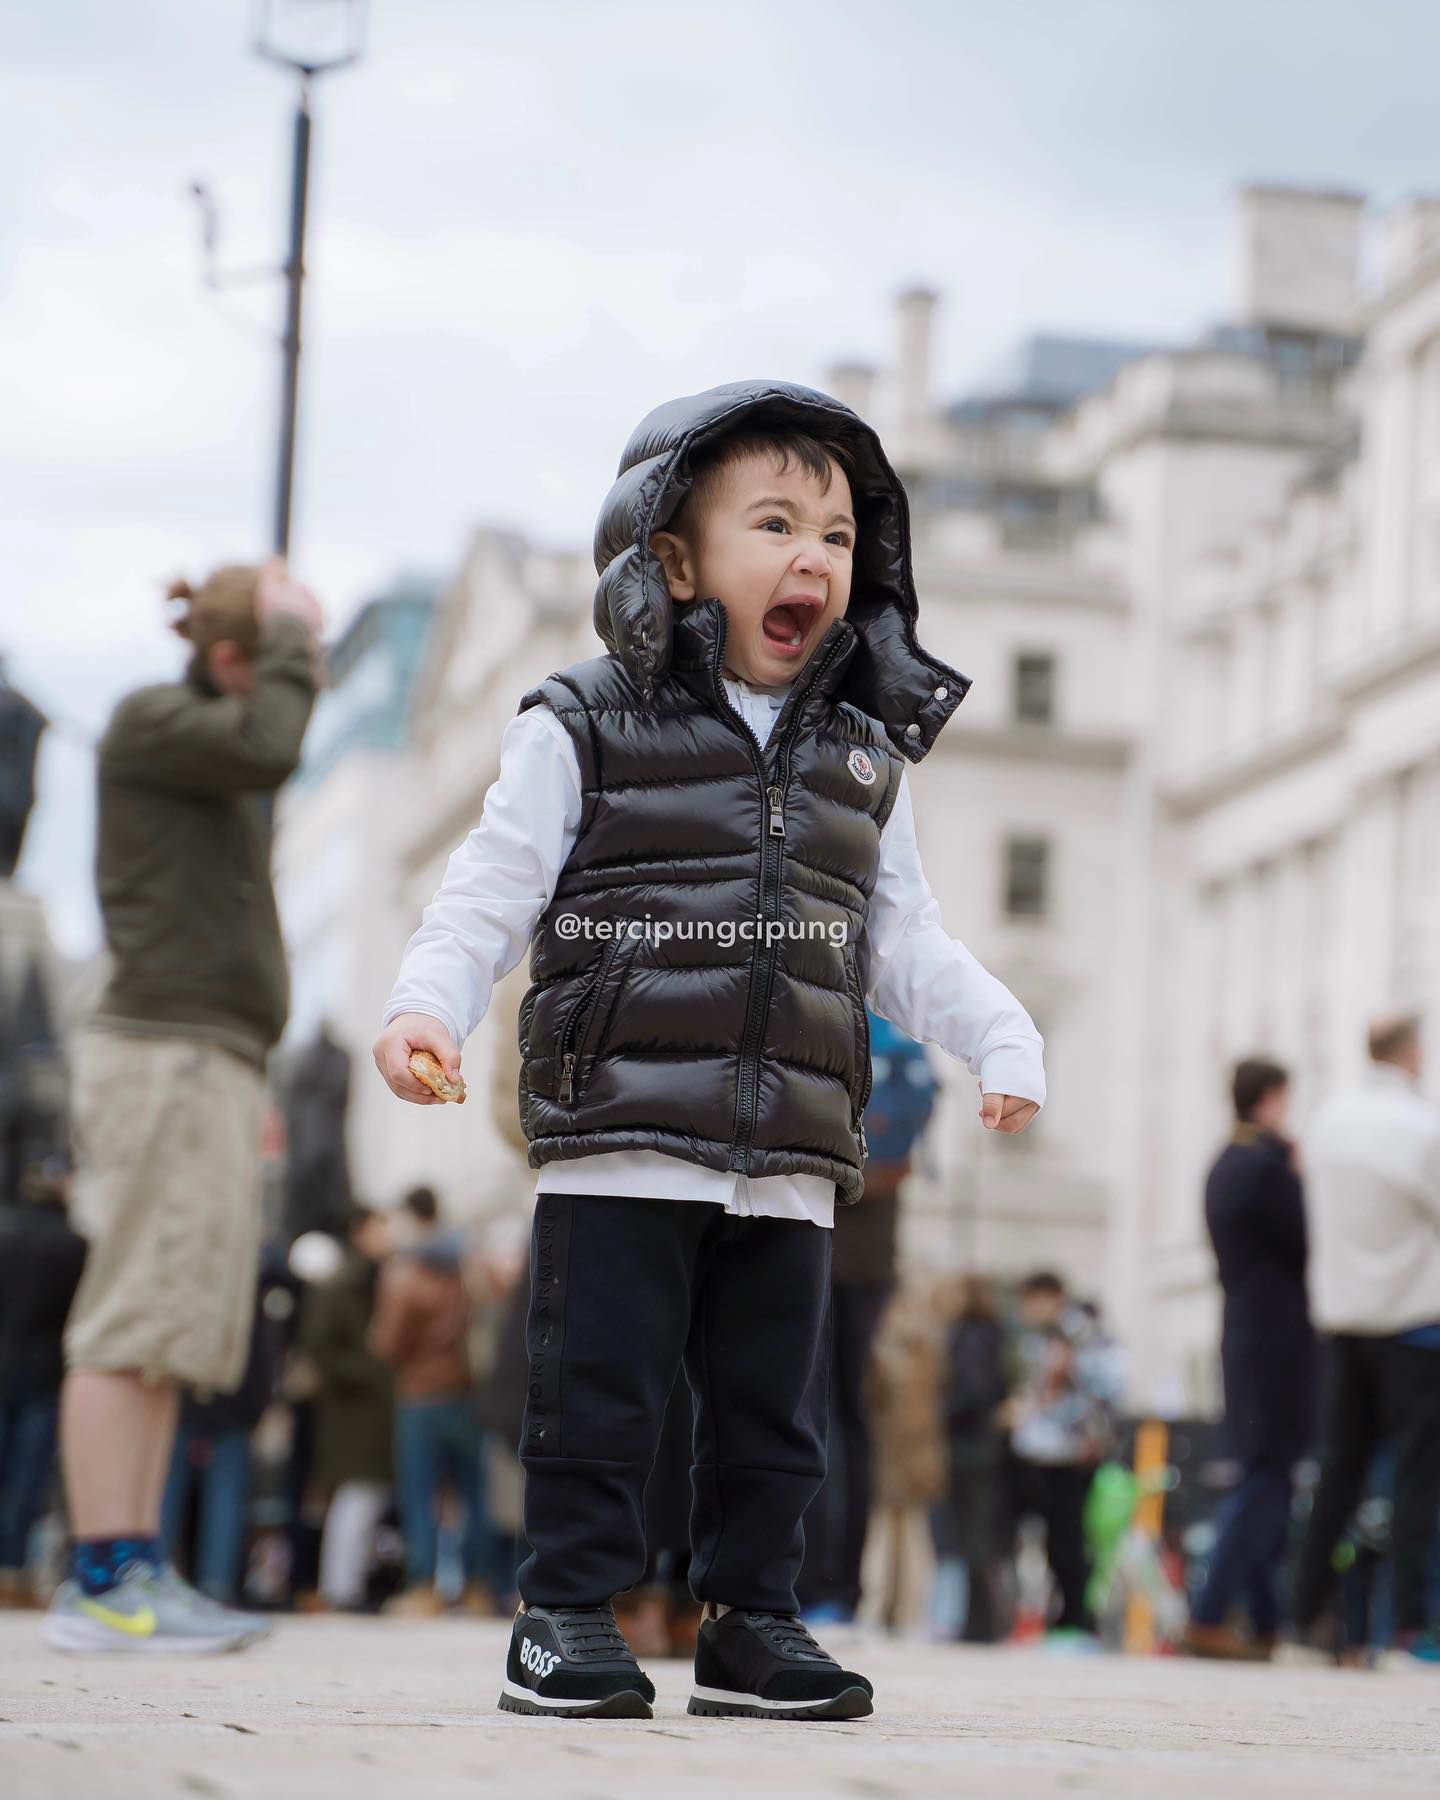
[408,1049,466,1104]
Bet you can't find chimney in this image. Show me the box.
[824,360,877,420]
[1379,195,1440,289]
[895,286,939,423]
[1236,184,1365,335]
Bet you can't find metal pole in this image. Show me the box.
[273,78,312,556]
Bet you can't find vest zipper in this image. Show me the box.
[557,935,624,1105]
[843,946,875,1161]
[710,617,853,1174]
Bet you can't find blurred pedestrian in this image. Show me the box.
[1006,1272,1121,1638]
[864,1282,947,1632]
[0,1157,86,1607]
[1288,1016,1440,1666]
[44,560,320,1655]
[160,1243,292,1606]
[931,1274,1009,1642]
[800,1013,938,1624]
[370,1187,498,1616]
[1183,1058,1312,1661]
[297,1207,395,1611]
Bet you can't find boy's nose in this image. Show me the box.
[792,540,832,577]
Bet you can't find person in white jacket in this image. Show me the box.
[1289,1015,1440,1665]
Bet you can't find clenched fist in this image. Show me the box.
[374,1013,463,1106]
[979,1091,1039,1134]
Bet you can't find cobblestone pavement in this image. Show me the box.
[2,1614,1437,1799]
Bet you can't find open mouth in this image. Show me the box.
[761,595,825,657]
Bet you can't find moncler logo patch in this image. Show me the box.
[847,748,877,786]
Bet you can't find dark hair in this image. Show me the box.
[1368,1014,1420,1066]
[673,426,859,542]
[401,1184,440,1225]
[1231,1057,1288,1123]
[1018,1270,1066,1300]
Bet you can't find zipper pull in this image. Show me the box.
[858,1120,869,1160]
[767,785,786,837]
[559,1052,576,1104]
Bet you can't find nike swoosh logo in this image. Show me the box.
[78,1598,158,1638]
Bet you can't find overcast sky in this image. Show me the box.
[5,0,1439,955]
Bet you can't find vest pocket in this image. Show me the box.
[555,932,637,1106]
[842,946,873,1145]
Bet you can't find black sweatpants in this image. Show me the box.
[1292,1333,1440,1637]
[1009,1458,1094,1632]
[797,1279,890,1615]
[517,1192,832,1613]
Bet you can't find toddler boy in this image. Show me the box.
[375,379,1045,1719]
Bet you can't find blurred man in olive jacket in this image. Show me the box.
[44,562,320,1656]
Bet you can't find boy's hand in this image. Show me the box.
[979,1091,1039,1134]
[374,1014,462,1106]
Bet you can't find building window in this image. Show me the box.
[1004,836,1051,919]
[1014,651,1056,725]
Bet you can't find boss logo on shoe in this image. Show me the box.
[521,1636,560,1679]
[847,748,876,786]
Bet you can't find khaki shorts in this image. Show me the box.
[64,1030,267,1392]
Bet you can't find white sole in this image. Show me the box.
[41,1615,254,1655]
[691,1683,852,1711]
[497,1677,653,1719]
[500,1678,601,1710]
[688,1681,874,1720]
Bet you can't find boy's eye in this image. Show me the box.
[760,517,852,549]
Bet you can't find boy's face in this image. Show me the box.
[649,450,856,687]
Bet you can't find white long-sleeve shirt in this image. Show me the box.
[384,673,1046,1227]
[1306,1062,1440,1335]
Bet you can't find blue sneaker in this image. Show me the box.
[42,1564,267,1654]
[1377,1626,1440,1672]
[798,1602,853,1627]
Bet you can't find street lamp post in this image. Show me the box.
[252,0,366,557]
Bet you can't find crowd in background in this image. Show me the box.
[0,1149,1130,1649]
[0,1172,533,1623]
[2,1069,1438,1667]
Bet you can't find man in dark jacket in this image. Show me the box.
[800,1012,938,1622]
[1183,1057,1312,1659]
[45,561,320,1656]
[0,1158,86,1604]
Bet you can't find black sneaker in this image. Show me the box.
[689,1606,874,1720]
[497,1604,656,1719]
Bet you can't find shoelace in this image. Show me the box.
[545,1606,634,1661]
[743,1612,834,1662]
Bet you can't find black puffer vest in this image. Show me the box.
[517,380,969,1203]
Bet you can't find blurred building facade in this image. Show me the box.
[276,183,1440,1412]
[274,576,444,1205]
[866,184,1440,1407]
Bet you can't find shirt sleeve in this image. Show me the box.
[381,705,583,1046]
[102,617,317,794]
[865,771,1046,1107]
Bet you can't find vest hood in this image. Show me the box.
[592,379,969,763]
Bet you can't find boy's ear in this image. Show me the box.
[648,530,697,603]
